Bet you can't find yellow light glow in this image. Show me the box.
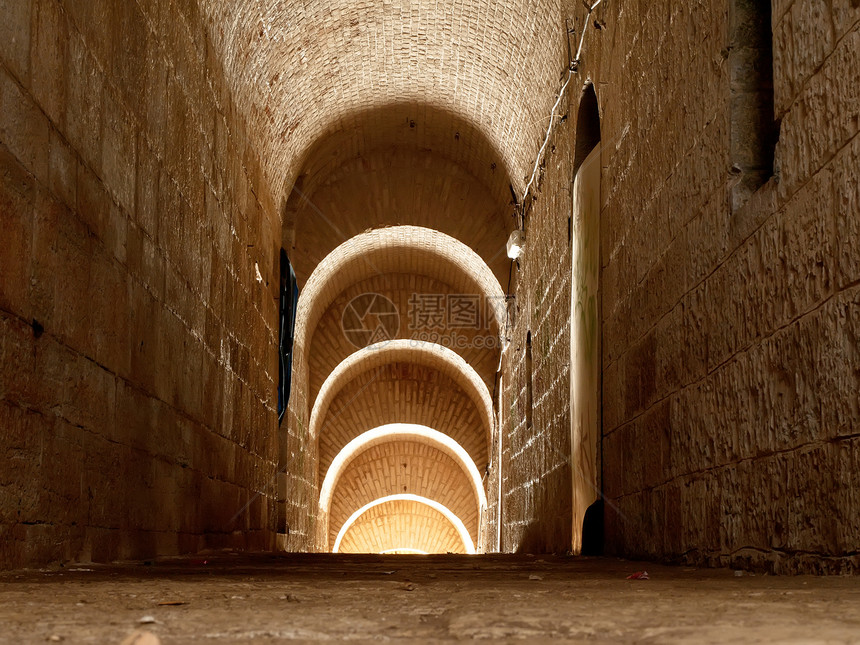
[333,494,476,554]
[319,424,488,515]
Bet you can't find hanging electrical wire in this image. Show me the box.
[520,0,605,213]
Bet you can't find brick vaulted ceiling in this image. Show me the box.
[199,0,568,203]
[324,436,484,550]
[295,226,506,402]
[196,1,570,289]
[310,340,494,484]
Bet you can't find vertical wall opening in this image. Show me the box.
[573,85,601,173]
[525,331,534,431]
[729,0,778,209]
[277,249,299,536]
[570,83,602,555]
[277,249,299,424]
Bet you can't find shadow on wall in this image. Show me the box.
[512,499,602,555]
[512,463,574,554]
[515,518,574,555]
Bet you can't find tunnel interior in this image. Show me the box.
[0,0,858,585]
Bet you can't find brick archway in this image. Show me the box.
[319,424,487,552]
[310,340,494,485]
[333,494,475,554]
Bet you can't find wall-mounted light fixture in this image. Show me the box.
[506,230,526,260]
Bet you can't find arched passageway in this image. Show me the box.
[284,218,508,552]
[294,225,506,400]
[319,424,487,552]
[0,1,856,640]
[1,3,858,642]
[310,340,494,484]
[281,214,507,552]
[334,494,476,554]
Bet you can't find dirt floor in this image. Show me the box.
[1,553,859,643]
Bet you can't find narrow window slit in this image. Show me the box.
[729,0,779,209]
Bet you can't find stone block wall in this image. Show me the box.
[0,0,280,569]
[498,112,576,554]
[595,1,860,573]
[497,0,859,572]
[280,346,315,551]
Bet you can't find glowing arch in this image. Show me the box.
[309,339,494,459]
[319,424,488,515]
[293,226,505,373]
[333,494,476,554]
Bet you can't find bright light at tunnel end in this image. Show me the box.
[332,494,477,555]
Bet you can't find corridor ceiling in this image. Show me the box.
[199,0,568,197]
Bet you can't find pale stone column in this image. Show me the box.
[570,143,602,554]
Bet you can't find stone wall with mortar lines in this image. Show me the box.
[281,346,316,551]
[0,0,280,568]
[499,103,576,554]
[598,1,860,573]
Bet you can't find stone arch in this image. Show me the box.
[281,103,520,287]
[310,340,494,483]
[333,494,475,555]
[320,425,487,551]
[294,226,506,404]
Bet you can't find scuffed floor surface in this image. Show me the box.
[1,553,860,643]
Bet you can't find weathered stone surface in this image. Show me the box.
[0,0,32,86]
[593,1,860,572]
[772,0,834,117]
[0,0,279,569]
[0,0,857,573]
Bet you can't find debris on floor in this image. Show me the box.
[1,554,858,643]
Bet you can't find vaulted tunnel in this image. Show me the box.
[276,87,520,556]
[286,201,508,553]
[2,0,860,637]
